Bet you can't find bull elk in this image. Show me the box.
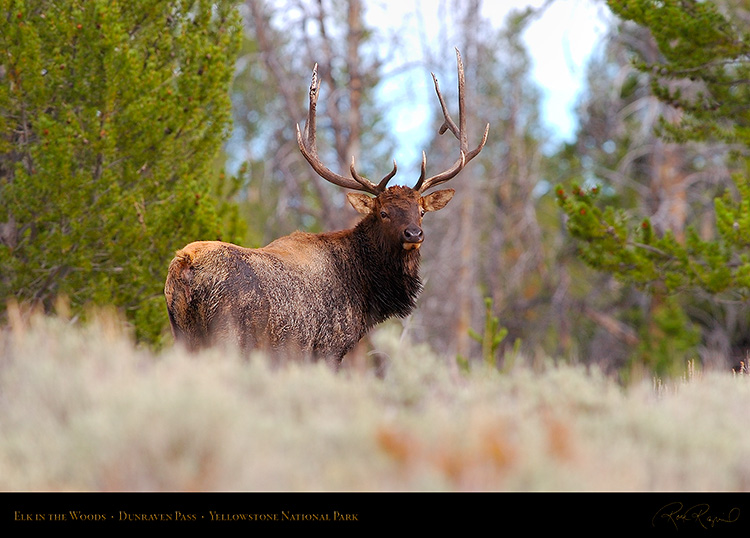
[164,49,489,367]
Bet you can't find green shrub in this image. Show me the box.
[0,0,244,345]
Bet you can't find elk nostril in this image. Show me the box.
[403,226,424,243]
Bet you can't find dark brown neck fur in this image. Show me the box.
[338,214,423,326]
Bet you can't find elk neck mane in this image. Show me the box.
[345,212,423,325]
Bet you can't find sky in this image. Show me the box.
[230,0,613,175]
[365,0,612,164]
[498,0,612,141]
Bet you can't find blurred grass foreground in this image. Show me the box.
[1,306,749,492]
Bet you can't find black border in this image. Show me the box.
[3,492,749,533]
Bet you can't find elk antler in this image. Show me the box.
[297,50,488,196]
[296,64,396,196]
[413,48,490,193]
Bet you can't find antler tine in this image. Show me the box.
[412,152,428,191]
[350,158,398,194]
[416,48,490,193]
[304,63,321,152]
[296,63,396,196]
[349,157,385,194]
[377,160,398,191]
[418,151,466,192]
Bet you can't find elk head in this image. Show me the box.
[295,48,489,249]
[345,187,454,251]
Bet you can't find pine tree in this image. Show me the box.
[556,0,750,374]
[0,0,243,344]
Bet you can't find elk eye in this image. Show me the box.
[420,208,426,217]
[380,211,388,219]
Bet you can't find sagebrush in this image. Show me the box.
[1,309,748,491]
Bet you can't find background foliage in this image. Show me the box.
[557,0,750,378]
[0,0,243,344]
[2,0,750,379]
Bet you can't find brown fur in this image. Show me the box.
[164,186,454,367]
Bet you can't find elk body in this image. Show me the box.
[164,50,488,367]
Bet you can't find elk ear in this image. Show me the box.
[421,189,455,212]
[347,192,377,215]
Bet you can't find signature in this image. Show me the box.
[652,502,740,530]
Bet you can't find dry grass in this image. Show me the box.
[1,307,749,491]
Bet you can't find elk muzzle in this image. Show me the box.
[402,225,424,250]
